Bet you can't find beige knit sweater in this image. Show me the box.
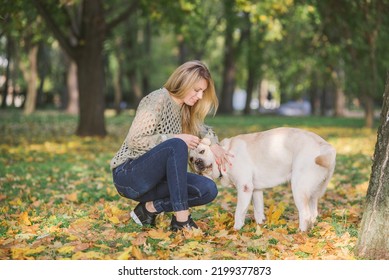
[110,88,218,170]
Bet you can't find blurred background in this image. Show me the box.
[1,0,388,135]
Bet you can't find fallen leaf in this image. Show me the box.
[131,246,143,260]
[57,246,75,254]
[148,228,171,240]
[72,251,105,260]
[65,192,78,202]
[266,202,286,226]
[19,212,31,226]
[132,232,148,246]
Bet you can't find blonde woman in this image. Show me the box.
[110,61,230,231]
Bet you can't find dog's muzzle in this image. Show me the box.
[194,159,206,171]
[189,157,207,173]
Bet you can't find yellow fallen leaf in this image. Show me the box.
[108,216,120,224]
[266,202,286,226]
[57,246,75,254]
[132,232,147,246]
[148,228,171,240]
[132,245,143,260]
[215,229,230,238]
[72,251,105,260]
[182,227,203,239]
[117,248,132,260]
[65,192,78,202]
[299,244,315,254]
[19,211,32,226]
[11,246,46,259]
[10,198,22,206]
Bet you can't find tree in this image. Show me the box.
[32,0,138,136]
[219,0,241,114]
[0,1,46,113]
[355,73,389,259]
[312,0,389,127]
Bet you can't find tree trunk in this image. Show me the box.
[23,45,39,115]
[243,15,254,115]
[66,60,79,115]
[112,56,123,115]
[141,20,151,96]
[36,43,48,108]
[1,36,12,108]
[75,0,106,136]
[360,95,375,128]
[355,74,389,259]
[177,34,189,65]
[219,0,236,114]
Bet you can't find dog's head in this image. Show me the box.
[189,138,219,179]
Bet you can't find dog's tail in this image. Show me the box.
[315,144,336,169]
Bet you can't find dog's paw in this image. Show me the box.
[299,220,313,232]
[233,221,244,230]
[254,214,266,224]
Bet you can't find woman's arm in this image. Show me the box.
[127,95,172,152]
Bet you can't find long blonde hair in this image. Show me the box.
[164,60,218,136]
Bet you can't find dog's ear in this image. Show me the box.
[200,138,211,146]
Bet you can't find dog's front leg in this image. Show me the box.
[234,184,253,230]
[252,189,266,224]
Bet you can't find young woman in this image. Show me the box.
[110,60,230,231]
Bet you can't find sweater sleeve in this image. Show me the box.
[127,94,172,152]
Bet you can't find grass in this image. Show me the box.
[0,109,378,260]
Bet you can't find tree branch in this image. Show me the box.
[32,0,76,60]
[106,1,138,35]
[64,4,81,40]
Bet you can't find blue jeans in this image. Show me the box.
[112,138,218,213]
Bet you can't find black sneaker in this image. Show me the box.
[170,214,198,231]
[130,202,158,227]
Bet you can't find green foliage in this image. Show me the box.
[2,0,389,115]
[0,110,376,259]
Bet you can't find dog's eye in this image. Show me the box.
[199,150,205,154]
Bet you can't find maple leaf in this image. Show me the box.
[57,246,75,254]
[182,227,204,240]
[266,201,286,226]
[148,228,171,240]
[132,232,148,246]
[131,246,143,260]
[11,246,45,259]
[117,248,132,260]
[72,251,106,260]
[19,212,32,226]
[65,192,78,202]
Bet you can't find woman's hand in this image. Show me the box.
[174,134,200,150]
[210,144,233,172]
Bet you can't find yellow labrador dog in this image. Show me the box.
[189,127,336,231]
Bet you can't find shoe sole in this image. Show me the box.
[130,210,143,226]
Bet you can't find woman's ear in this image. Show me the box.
[200,138,211,146]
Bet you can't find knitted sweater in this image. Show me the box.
[110,88,218,170]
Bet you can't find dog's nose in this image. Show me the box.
[195,159,205,171]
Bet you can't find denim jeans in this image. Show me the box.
[112,138,218,213]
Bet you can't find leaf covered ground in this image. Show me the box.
[0,110,376,260]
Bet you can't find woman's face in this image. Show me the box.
[182,78,208,107]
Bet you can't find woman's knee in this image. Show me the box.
[209,181,218,201]
[203,179,218,202]
[165,138,188,156]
